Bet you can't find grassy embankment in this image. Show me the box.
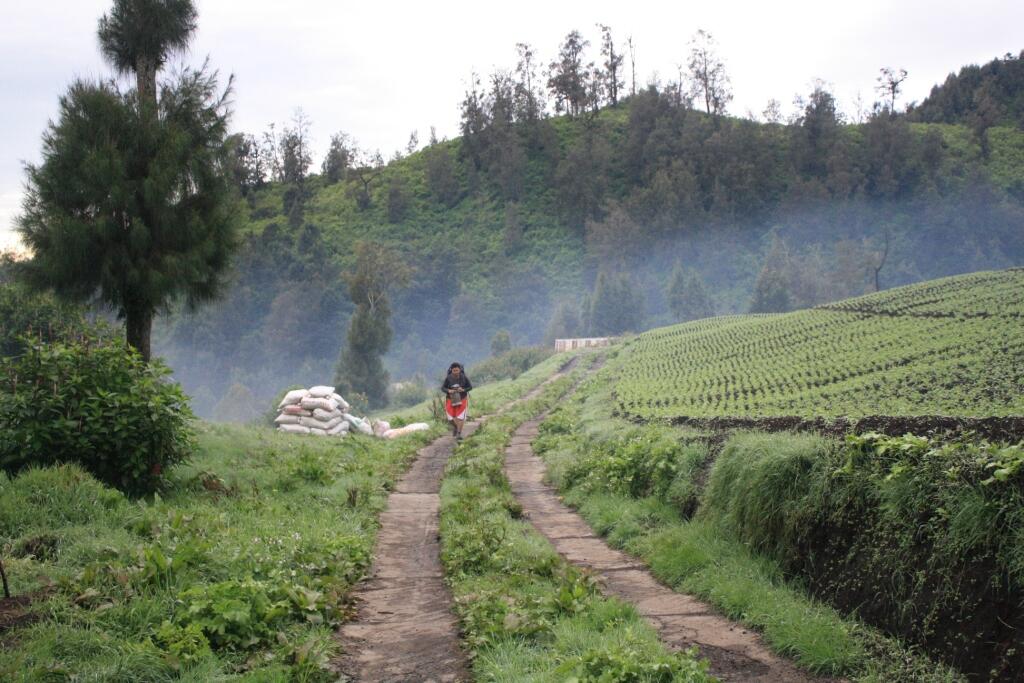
[0,356,565,681]
[532,272,1024,680]
[439,352,715,682]
[536,367,966,681]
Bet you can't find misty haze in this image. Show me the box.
[2,1,1023,681]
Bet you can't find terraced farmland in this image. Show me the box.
[614,268,1024,419]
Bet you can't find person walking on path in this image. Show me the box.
[441,362,472,439]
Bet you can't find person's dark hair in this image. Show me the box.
[448,362,464,372]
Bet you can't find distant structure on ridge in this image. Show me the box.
[555,337,614,352]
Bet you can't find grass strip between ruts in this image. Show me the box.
[439,354,716,682]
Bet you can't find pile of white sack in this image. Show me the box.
[274,385,431,439]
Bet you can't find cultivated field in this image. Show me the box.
[615,268,1024,420]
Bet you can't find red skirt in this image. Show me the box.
[445,396,468,420]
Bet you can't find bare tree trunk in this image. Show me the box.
[874,229,890,292]
[126,306,153,362]
[628,37,637,97]
[0,554,10,599]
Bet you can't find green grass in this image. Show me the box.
[0,425,439,681]
[439,354,715,682]
[613,269,1024,419]
[569,493,864,675]
[533,370,964,681]
[0,360,565,681]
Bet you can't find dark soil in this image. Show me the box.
[0,591,48,635]
[646,414,1024,444]
[789,500,1024,681]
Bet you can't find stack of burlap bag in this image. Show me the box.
[274,385,432,439]
[275,385,353,436]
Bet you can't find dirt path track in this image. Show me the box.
[506,416,818,682]
[334,360,575,682]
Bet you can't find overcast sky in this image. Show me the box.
[2,0,1022,250]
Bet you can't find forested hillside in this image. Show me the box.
[153,40,1024,417]
[910,49,1024,128]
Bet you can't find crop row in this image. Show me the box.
[614,271,1024,419]
[819,269,1024,318]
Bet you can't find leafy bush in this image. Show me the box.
[172,577,340,649]
[0,336,194,495]
[702,430,1024,679]
[470,345,554,384]
[561,642,711,682]
[389,378,431,408]
[563,427,686,499]
[0,283,87,357]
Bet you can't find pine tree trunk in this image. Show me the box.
[127,59,157,364]
[126,306,153,362]
[136,59,158,109]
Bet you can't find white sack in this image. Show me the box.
[382,423,432,439]
[313,408,343,421]
[278,389,309,408]
[327,422,349,436]
[330,393,351,410]
[281,405,312,416]
[343,413,374,435]
[319,416,343,430]
[372,420,391,437]
[274,413,300,425]
[301,396,339,412]
[278,423,311,435]
[299,415,342,430]
[308,385,336,398]
[308,427,329,437]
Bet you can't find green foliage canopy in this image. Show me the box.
[17,66,238,361]
[98,0,198,102]
[334,242,411,408]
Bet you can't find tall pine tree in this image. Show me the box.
[667,264,714,322]
[18,0,236,361]
[589,271,644,335]
[334,243,411,408]
[749,237,793,313]
[544,300,582,345]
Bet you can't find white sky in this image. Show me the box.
[2,0,1022,251]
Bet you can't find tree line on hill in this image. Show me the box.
[151,28,1024,416]
[6,7,1022,417]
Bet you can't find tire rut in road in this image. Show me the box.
[506,416,823,682]
[334,432,470,682]
[333,358,577,682]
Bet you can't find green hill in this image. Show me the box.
[613,268,1024,419]
[155,63,1024,417]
